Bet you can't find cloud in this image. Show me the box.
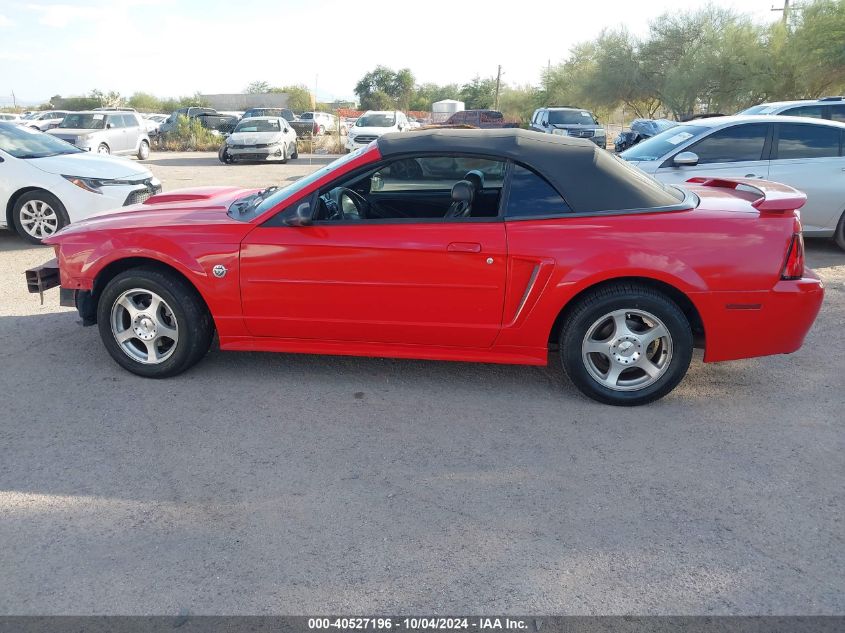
[23,3,100,28]
[0,14,14,27]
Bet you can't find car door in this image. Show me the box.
[123,114,142,153]
[768,121,845,234]
[239,156,508,348]
[654,122,772,185]
[104,115,126,152]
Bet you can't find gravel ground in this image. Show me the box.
[0,152,843,615]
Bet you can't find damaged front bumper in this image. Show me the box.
[25,258,96,324]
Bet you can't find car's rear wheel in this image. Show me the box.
[291,142,298,159]
[137,140,150,160]
[97,143,110,155]
[12,190,70,244]
[834,211,845,251]
[97,268,214,378]
[560,283,692,405]
[280,143,288,164]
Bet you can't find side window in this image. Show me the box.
[830,105,845,123]
[782,105,824,119]
[481,111,502,123]
[106,115,122,128]
[776,123,841,159]
[317,155,506,222]
[123,114,139,128]
[688,124,768,164]
[505,164,571,218]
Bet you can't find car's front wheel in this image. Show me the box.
[12,190,70,244]
[97,143,110,155]
[560,283,693,405]
[97,267,214,378]
[218,145,234,164]
[834,211,845,251]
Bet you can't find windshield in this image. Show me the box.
[548,110,596,125]
[234,119,282,133]
[59,113,106,129]
[231,149,366,221]
[620,124,710,161]
[356,113,396,127]
[0,123,83,158]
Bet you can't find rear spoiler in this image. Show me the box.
[686,177,806,214]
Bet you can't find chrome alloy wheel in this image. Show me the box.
[110,288,179,364]
[19,200,60,239]
[581,308,673,391]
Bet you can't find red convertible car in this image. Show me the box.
[26,129,823,405]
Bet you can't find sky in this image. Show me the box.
[0,0,784,106]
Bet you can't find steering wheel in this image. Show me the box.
[326,187,370,220]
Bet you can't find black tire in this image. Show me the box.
[137,140,150,160]
[12,190,70,245]
[218,145,234,164]
[559,283,693,406]
[280,143,288,164]
[97,143,110,155]
[290,142,298,160]
[834,211,845,251]
[97,267,214,378]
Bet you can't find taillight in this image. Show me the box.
[313,123,319,135]
[781,233,805,280]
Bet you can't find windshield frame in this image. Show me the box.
[229,147,375,222]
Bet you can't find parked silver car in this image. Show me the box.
[47,111,151,159]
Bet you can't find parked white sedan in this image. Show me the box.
[218,116,298,164]
[620,114,845,249]
[0,123,161,244]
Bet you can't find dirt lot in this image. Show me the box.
[0,151,843,614]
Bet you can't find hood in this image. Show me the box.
[227,131,282,145]
[350,126,395,136]
[47,186,259,240]
[48,128,99,137]
[29,152,150,179]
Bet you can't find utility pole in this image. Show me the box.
[494,65,502,110]
[11,90,16,109]
[772,0,790,24]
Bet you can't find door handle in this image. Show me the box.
[745,173,762,178]
[447,242,482,253]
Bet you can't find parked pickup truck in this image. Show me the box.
[290,111,338,137]
[441,109,519,128]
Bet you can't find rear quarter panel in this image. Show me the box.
[500,201,797,359]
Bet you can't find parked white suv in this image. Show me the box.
[740,96,845,122]
[346,110,410,151]
[48,111,151,159]
[620,115,845,249]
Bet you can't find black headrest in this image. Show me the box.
[451,180,474,203]
[464,170,485,191]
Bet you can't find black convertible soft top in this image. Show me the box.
[376,128,685,212]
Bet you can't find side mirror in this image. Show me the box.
[542,119,549,127]
[284,128,290,133]
[284,201,314,226]
[106,123,113,129]
[673,151,699,167]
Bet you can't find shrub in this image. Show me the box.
[157,115,224,151]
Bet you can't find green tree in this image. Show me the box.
[410,82,461,111]
[245,80,271,94]
[271,84,313,112]
[460,76,497,109]
[355,66,417,110]
[127,92,163,112]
